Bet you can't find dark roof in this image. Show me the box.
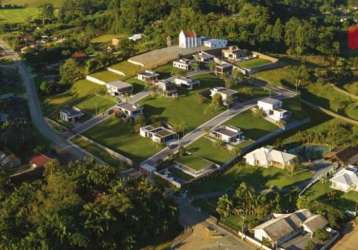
[30,154,53,168]
[325,147,358,165]
[61,107,83,117]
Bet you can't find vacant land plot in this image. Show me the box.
[84,117,163,163]
[90,71,121,83]
[110,61,143,78]
[233,84,269,101]
[91,33,127,44]
[225,110,278,140]
[239,58,271,69]
[0,7,39,24]
[44,79,116,116]
[344,82,358,95]
[255,66,298,87]
[190,164,313,195]
[72,136,130,170]
[141,74,224,132]
[178,155,214,171]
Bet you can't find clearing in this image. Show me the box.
[0,7,39,24]
[239,58,271,69]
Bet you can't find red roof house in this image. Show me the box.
[30,154,53,168]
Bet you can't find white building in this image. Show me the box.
[59,107,84,123]
[253,209,328,247]
[210,125,244,144]
[257,97,291,122]
[156,81,178,97]
[174,77,200,90]
[173,58,192,70]
[129,33,143,42]
[140,125,177,144]
[244,147,298,169]
[179,30,202,49]
[222,46,251,61]
[115,102,143,118]
[331,166,358,193]
[210,87,238,106]
[106,80,133,96]
[137,70,160,83]
[194,51,215,62]
[204,39,228,48]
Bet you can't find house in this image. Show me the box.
[71,51,87,62]
[174,77,200,90]
[204,39,228,48]
[140,125,177,144]
[106,80,133,96]
[215,61,233,75]
[59,107,84,123]
[325,147,358,166]
[330,166,358,192]
[257,97,291,122]
[244,147,298,169]
[30,154,53,168]
[115,102,143,118]
[179,30,202,48]
[194,51,215,62]
[222,46,251,61]
[173,58,192,71]
[253,209,328,248]
[210,87,238,106]
[129,33,143,42]
[137,70,160,83]
[210,125,244,144]
[156,81,178,97]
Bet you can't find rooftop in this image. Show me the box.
[117,102,141,112]
[259,97,282,105]
[139,70,160,77]
[61,107,83,117]
[30,154,53,168]
[214,126,242,137]
[107,80,132,89]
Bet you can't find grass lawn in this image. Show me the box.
[178,154,214,171]
[344,82,358,95]
[4,0,63,7]
[254,66,298,87]
[126,77,147,93]
[232,84,269,101]
[304,181,358,211]
[72,136,130,171]
[91,33,127,44]
[141,73,225,132]
[239,58,271,69]
[189,164,313,195]
[110,61,143,78]
[283,97,307,120]
[184,137,235,165]
[0,7,39,24]
[84,117,164,164]
[226,110,278,140]
[90,70,121,83]
[154,63,176,79]
[44,79,116,116]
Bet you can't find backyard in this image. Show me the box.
[254,65,298,87]
[225,110,278,140]
[83,116,164,164]
[89,70,121,83]
[44,79,116,117]
[109,61,143,79]
[238,58,271,69]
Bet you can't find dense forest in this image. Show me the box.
[0,160,179,249]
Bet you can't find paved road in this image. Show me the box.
[0,40,87,159]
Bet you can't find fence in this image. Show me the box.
[107,67,126,76]
[86,75,106,85]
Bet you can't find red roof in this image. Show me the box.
[185,31,197,38]
[71,51,87,59]
[30,154,52,168]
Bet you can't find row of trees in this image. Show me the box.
[0,159,179,249]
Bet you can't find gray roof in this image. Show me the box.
[61,107,83,117]
[260,97,282,105]
[214,126,241,137]
[117,102,141,112]
[107,80,132,89]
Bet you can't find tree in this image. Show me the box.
[216,194,232,218]
[59,59,83,86]
[313,228,329,243]
[39,81,51,95]
[304,240,316,250]
[211,93,223,108]
[40,3,55,25]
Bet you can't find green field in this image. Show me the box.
[226,110,278,140]
[72,136,130,171]
[91,33,127,44]
[233,84,269,101]
[84,117,163,164]
[3,0,63,7]
[178,155,214,171]
[90,71,121,83]
[344,82,358,95]
[255,66,298,87]
[0,7,39,24]
[141,73,224,132]
[44,79,116,117]
[239,58,271,69]
[110,61,143,79]
[189,164,312,195]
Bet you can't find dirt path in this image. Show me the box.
[332,222,357,250]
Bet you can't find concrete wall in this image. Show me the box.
[107,67,126,76]
[86,75,106,85]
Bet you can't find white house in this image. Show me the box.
[179,30,202,49]
[174,77,200,90]
[210,125,244,144]
[210,87,238,106]
[194,51,215,62]
[115,102,143,118]
[257,97,291,122]
[173,58,192,70]
[106,80,133,96]
[140,125,177,144]
[253,209,328,247]
[214,61,233,75]
[155,81,178,97]
[59,107,84,123]
[129,33,143,42]
[204,39,228,48]
[137,70,160,83]
[331,166,358,192]
[222,46,251,61]
[244,147,298,169]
